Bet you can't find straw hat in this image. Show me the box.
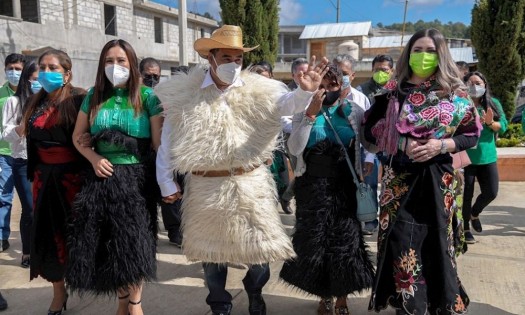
[194,25,259,58]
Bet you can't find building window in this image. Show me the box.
[104,4,117,36]
[200,28,205,38]
[154,17,163,43]
[0,1,13,17]
[21,0,39,23]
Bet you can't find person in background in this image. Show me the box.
[357,54,394,105]
[250,61,293,214]
[22,49,87,315]
[455,61,470,79]
[1,61,39,268]
[66,39,162,315]
[287,58,309,91]
[280,63,374,315]
[0,53,25,252]
[363,28,481,315]
[333,54,378,235]
[462,71,508,244]
[155,24,326,315]
[139,57,161,88]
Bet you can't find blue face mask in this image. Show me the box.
[38,71,64,93]
[342,75,351,90]
[6,70,22,86]
[30,80,42,94]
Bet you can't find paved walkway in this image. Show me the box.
[1,181,524,315]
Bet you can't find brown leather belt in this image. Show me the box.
[191,165,259,177]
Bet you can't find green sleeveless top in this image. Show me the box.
[80,86,162,164]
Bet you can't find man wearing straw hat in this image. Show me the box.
[155,25,328,315]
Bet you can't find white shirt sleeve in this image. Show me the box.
[277,86,314,116]
[156,119,179,197]
[1,96,22,143]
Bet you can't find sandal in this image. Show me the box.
[317,298,333,315]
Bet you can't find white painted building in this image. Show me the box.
[0,0,218,88]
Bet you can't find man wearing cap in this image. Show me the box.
[155,25,327,315]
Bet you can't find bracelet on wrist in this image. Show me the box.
[485,121,494,126]
[304,113,316,125]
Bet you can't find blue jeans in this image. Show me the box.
[363,154,379,229]
[0,155,14,241]
[12,158,33,254]
[202,263,270,312]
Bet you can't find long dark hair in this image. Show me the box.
[396,28,464,94]
[12,61,38,124]
[89,39,142,121]
[23,49,85,134]
[464,71,501,121]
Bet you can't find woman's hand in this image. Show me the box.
[407,138,441,162]
[92,157,114,178]
[305,88,325,117]
[162,192,182,204]
[483,107,494,125]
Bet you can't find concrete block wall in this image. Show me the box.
[77,0,102,30]
[116,5,134,37]
[134,9,154,41]
[40,0,65,25]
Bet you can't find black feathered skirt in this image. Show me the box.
[279,140,374,297]
[66,131,158,295]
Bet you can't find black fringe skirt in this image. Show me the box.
[66,132,158,295]
[279,140,374,297]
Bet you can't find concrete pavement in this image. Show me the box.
[1,181,524,315]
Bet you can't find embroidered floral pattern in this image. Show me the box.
[393,249,425,298]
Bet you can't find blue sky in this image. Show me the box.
[152,0,475,26]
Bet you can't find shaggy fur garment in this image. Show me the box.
[155,67,295,264]
[66,131,158,296]
[280,140,375,297]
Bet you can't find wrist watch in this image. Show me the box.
[440,139,447,154]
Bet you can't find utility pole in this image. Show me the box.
[178,0,188,66]
[336,0,340,23]
[400,0,409,48]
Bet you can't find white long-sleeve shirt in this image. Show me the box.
[156,71,314,197]
[1,96,27,159]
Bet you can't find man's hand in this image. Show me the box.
[297,55,329,92]
[162,192,182,204]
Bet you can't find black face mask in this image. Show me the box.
[143,75,160,88]
[322,89,341,106]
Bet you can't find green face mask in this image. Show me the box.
[409,52,439,78]
[372,70,391,85]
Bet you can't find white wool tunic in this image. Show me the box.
[155,66,310,264]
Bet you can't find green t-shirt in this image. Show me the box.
[80,86,162,164]
[0,82,15,156]
[467,98,508,165]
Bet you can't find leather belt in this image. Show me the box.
[191,165,259,177]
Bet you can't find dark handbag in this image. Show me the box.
[321,110,377,222]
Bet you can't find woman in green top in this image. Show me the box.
[66,39,162,315]
[462,71,508,244]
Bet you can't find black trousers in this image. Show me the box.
[462,162,499,230]
[160,199,182,238]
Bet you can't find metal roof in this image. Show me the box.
[299,21,372,40]
[366,35,412,48]
[449,47,477,63]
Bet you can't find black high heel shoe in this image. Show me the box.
[47,294,68,315]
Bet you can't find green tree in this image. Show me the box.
[219,0,279,67]
[377,20,471,38]
[471,0,525,119]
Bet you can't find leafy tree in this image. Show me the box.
[219,0,279,67]
[377,19,471,39]
[471,0,525,119]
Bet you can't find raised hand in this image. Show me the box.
[305,88,326,117]
[483,107,494,125]
[297,55,330,92]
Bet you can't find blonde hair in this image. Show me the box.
[396,28,465,94]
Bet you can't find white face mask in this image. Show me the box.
[468,84,486,98]
[212,55,241,85]
[105,64,130,87]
